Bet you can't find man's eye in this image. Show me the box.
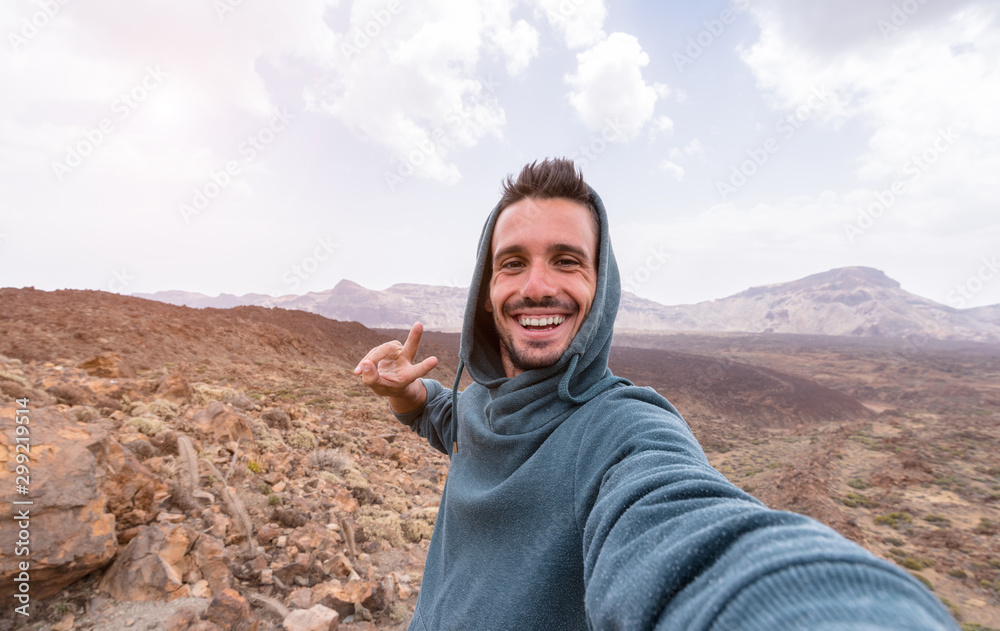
[501,260,524,269]
[555,258,578,266]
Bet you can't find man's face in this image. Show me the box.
[485,197,599,378]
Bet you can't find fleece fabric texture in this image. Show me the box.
[392,187,957,630]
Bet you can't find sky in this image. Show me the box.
[1,0,998,310]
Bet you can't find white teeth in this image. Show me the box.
[519,315,566,327]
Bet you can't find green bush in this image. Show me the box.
[842,492,879,508]
[874,512,913,529]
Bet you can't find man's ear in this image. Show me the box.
[484,295,493,313]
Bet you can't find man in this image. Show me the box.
[355,159,957,629]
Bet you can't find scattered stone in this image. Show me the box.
[204,588,257,631]
[79,353,136,378]
[165,607,201,631]
[282,604,339,631]
[189,401,253,444]
[288,587,313,610]
[51,613,75,631]
[274,508,309,529]
[311,580,378,620]
[262,407,292,430]
[327,554,355,579]
[157,373,194,404]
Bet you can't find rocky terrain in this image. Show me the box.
[1,288,998,630]
[136,267,1000,341]
[0,289,462,631]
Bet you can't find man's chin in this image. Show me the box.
[506,343,566,373]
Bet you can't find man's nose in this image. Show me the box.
[521,263,558,300]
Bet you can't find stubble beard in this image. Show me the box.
[493,297,575,374]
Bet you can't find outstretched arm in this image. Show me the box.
[578,389,958,630]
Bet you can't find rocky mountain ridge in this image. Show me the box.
[134,267,1000,342]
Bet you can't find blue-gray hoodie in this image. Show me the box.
[393,186,957,630]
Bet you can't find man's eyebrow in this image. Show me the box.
[492,243,593,264]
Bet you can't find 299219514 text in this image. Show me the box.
[12,397,33,617]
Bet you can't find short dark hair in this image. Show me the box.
[497,158,599,229]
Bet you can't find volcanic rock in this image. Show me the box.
[0,405,118,603]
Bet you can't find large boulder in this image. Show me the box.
[0,404,118,603]
[96,438,168,529]
[98,523,232,601]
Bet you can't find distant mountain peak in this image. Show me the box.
[801,266,900,289]
[333,279,366,291]
[735,266,900,300]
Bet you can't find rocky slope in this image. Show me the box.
[135,267,1000,342]
[0,289,459,631]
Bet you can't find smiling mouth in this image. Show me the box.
[517,314,566,332]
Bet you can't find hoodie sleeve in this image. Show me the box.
[577,389,958,630]
[391,378,455,456]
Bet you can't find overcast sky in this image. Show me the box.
[2,0,998,309]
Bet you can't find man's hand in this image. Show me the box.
[354,322,439,414]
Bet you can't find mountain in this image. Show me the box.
[134,267,1000,342]
[136,280,468,331]
[617,267,1000,342]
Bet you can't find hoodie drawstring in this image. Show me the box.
[451,359,464,454]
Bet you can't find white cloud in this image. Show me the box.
[565,32,661,139]
[741,2,1000,194]
[0,0,339,188]
[659,160,685,182]
[651,115,675,138]
[492,18,540,76]
[669,139,705,160]
[309,1,543,185]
